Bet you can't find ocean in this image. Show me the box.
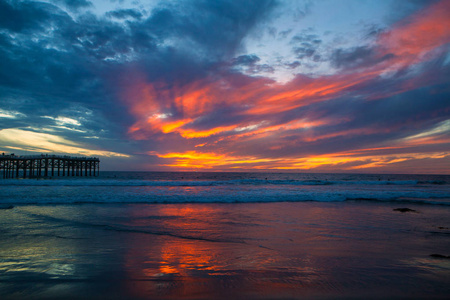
[1,172,449,205]
[1,172,449,299]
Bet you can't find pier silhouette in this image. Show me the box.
[0,153,100,179]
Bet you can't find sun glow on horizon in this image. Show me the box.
[0,128,130,158]
[118,1,450,173]
[2,1,447,173]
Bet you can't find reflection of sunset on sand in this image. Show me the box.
[0,197,449,298]
[89,202,450,299]
[122,204,324,298]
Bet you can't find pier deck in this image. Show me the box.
[0,154,100,179]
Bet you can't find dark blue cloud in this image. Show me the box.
[330,46,395,69]
[0,0,278,139]
[106,8,143,20]
[0,0,448,172]
[0,0,54,32]
[232,54,261,66]
[230,54,274,74]
[53,0,92,11]
[290,33,322,62]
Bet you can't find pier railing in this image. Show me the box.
[0,154,100,179]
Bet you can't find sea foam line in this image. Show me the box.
[0,178,447,187]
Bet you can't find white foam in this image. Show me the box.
[1,173,448,205]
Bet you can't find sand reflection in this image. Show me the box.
[2,203,449,299]
[122,204,327,299]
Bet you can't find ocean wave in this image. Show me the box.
[0,178,446,187]
[1,173,448,206]
[3,199,450,206]
[2,192,449,206]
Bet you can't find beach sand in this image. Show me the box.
[1,201,449,299]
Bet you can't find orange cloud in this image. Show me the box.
[153,150,275,169]
[122,1,450,171]
[377,1,450,65]
[150,148,449,172]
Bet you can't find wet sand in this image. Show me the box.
[0,201,449,299]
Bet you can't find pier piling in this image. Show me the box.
[0,154,100,179]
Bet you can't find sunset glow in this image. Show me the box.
[0,0,449,173]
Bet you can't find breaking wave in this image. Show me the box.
[1,172,449,206]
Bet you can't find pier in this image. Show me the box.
[0,153,100,179]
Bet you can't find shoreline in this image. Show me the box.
[1,201,449,299]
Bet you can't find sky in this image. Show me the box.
[0,0,449,173]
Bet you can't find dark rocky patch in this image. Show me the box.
[430,254,450,259]
[0,205,14,209]
[393,208,417,213]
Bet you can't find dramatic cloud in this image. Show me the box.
[0,0,449,173]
